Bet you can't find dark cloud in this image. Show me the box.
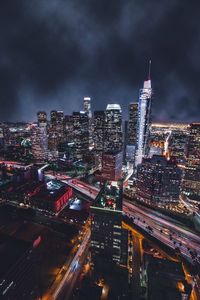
[0,0,200,122]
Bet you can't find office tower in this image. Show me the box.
[136,155,182,205]
[182,123,200,198]
[31,124,48,162]
[48,110,64,151]
[186,123,200,167]
[0,127,4,148]
[104,104,123,152]
[64,115,74,143]
[128,103,138,145]
[123,120,129,162]
[83,97,92,118]
[37,111,47,127]
[37,111,48,158]
[93,111,105,167]
[182,167,200,198]
[168,130,188,164]
[102,151,123,181]
[50,110,64,134]
[93,111,105,152]
[72,111,89,159]
[125,103,138,163]
[135,63,153,166]
[90,184,128,266]
[83,97,93,148]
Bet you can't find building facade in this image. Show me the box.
[102,151,123,181]
[135,79,152,166]
[104,104,123,152]
[72,112,89,159]
[136,155,182,204]
[90,184,127,266]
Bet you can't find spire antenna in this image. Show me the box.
[148,59,151,80]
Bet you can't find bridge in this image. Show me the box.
[61,178,100,201]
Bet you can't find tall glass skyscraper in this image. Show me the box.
[83,97,92,118]
[135,76,152,166]
[104,104,123,152]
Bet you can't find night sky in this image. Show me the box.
[0,0,200,122]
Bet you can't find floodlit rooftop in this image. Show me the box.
[106,104,121,111]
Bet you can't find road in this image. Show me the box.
[123,199,200,299]
[123,199,200,264]
[62,179,100,201]
[180,194,200,218]
[48,228,91,300]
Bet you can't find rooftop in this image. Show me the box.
[106,104,121,111]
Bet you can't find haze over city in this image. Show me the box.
[0,0,200,122]
[0,2,200,300]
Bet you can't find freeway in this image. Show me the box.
[123,199,200,264]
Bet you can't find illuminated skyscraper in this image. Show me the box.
[136,155,182,204]
[72,111,89,159]
[31,124,48,162]
[83,97,93,147]
[186,123,200,167]
[37,111,47,127]
[48,110,64,151]
[83,97,92,118]
[128,103,138,145]
[182,123,200,197]
[135,62,153,166]
[32,111,48,162]
[64,115,74,143]
[93,111,105,152]
[126,103,138,163]
[104,104,123,152]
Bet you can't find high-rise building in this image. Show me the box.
[128,103,138,145]
[125,103,138,163]
[93,111,105,167]
[168,130,188,164]
[102,151,123,181]
[36,111,48,160]
[48,110,64,151]
[136,155,182,205]
[72,111,89,159]
[31,124,48,162]
[37,111,47,127]
[182,123,200,198]
[64,115,74,143]
[83,97,92,118]
[90,183,128,266]
[93,111,105,152]
[186,123,200,167]
[181,167,200,198]
[135,64,153,166]
[104,104,123,152]
[83,97,93,148]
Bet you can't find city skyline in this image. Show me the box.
[0,2,200,300]
[0,1,200,122]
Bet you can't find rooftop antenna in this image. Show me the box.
[148,59,151,80]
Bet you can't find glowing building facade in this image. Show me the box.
[104,104,123,152]
[135,79,152,166]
